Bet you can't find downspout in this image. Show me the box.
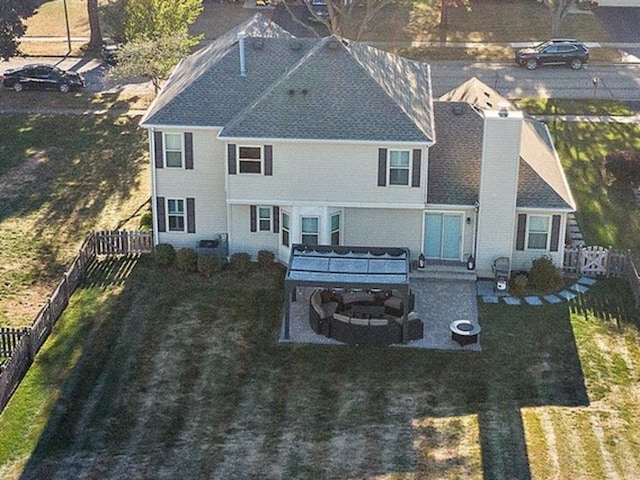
[469,201,480,270]
[150,129,158,246]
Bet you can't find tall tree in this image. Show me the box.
[0,0,37,60]
[108,33,191,93]
[540,0,573,37]
[125,0,202,48]
[87,0,103,50]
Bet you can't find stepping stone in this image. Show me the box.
[503,296,521,305]
[558,290,577,300]
[482,295,499,304]
[577,276,597,286]
[544,294,563,304]
[524,296,543,306]
[570,283,590,294]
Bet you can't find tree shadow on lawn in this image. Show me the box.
[0,114,147,251]
[15,262,590,480]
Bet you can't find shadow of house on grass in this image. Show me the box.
[15,262,589,479]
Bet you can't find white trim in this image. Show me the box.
[167,197,186,233]
[226,199,427,209]
[150,130,158,245]
[257,205,272,232]
[163,132,184,168]
[422,210,464,261]
[142,123,221,131]
[237,145,263,174]
[387,149,412,187]
[218,133,434,147]
[525,214,551,251]
[300,215,320,244]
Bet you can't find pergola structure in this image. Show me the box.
[283,244,412,343]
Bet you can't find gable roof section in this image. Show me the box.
[427,101,483,205]
[436,78,575,211]
[219,36,434,142]
[141,13,295,127]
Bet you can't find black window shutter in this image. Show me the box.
[516,214,527,251]
[378,148,387,186]
[273,206,280,233]
[228,144,237,175]
[550,214,561,252]
[154,131,164,169]
[412,149,422,187]
[185,132,194,170]
[187,197,196,233]
[156,196,166,232]
[250,205,257,232]
[264,145,273,176]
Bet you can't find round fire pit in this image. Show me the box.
[450,320,481,346]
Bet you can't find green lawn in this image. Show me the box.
[547,121,640,249]
[0,258,638,479]
[0,115,149,328]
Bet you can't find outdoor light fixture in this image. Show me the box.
[418,253,426,270]
[466,255,475,271]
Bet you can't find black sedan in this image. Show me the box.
[515,39,589,70]
[2,64,85,93]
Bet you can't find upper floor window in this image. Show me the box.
[389,150,411,185]
[301,216,319,245]
[239,146,262,174]
[167,199,185,231]
[258,207,271,231]
[164,133,183,168]
[527,215,549,249]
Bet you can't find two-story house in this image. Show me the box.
[140,13,575,279]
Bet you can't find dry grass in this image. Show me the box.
[24,0,90,38]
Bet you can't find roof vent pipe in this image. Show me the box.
[238,32,247,77]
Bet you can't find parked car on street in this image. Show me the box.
[2,64,85,93]
[515,39,589,70]
[308,0,329,22]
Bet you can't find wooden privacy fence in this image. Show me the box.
[564,245,640,307]
[0,230,153,414]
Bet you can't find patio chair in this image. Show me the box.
[492,257,510,292]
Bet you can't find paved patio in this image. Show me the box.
[279,278,480,351]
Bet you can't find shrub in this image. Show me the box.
[176,248,198,272]
[197,254,220,277]
[604,149,640,186]
[139,210,153,231]
[257,249,275,269]
[528,256,562,292]
[510,273,529,296]
[155,243,175,267]
[230,252,252,273]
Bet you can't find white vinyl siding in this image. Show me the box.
[227,142,426,206]
[155,128,228,248]
[164,133,183,168]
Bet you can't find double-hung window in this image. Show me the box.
[258,207,271,231]
[239,146,262,174]
[527,215,549,249]
[330,213,340,245]
[167,199,185,231]
[282,212,290,247]
[301,216,319,245]
[389,150,410,186]
[164,133,183,168]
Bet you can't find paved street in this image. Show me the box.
[1,55,639,101]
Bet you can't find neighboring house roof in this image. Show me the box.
[434,79,575,211]
[142,14,435,143]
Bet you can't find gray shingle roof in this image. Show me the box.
[427,102,483,205]
[434,79,575,211]
[142,15,434,143]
